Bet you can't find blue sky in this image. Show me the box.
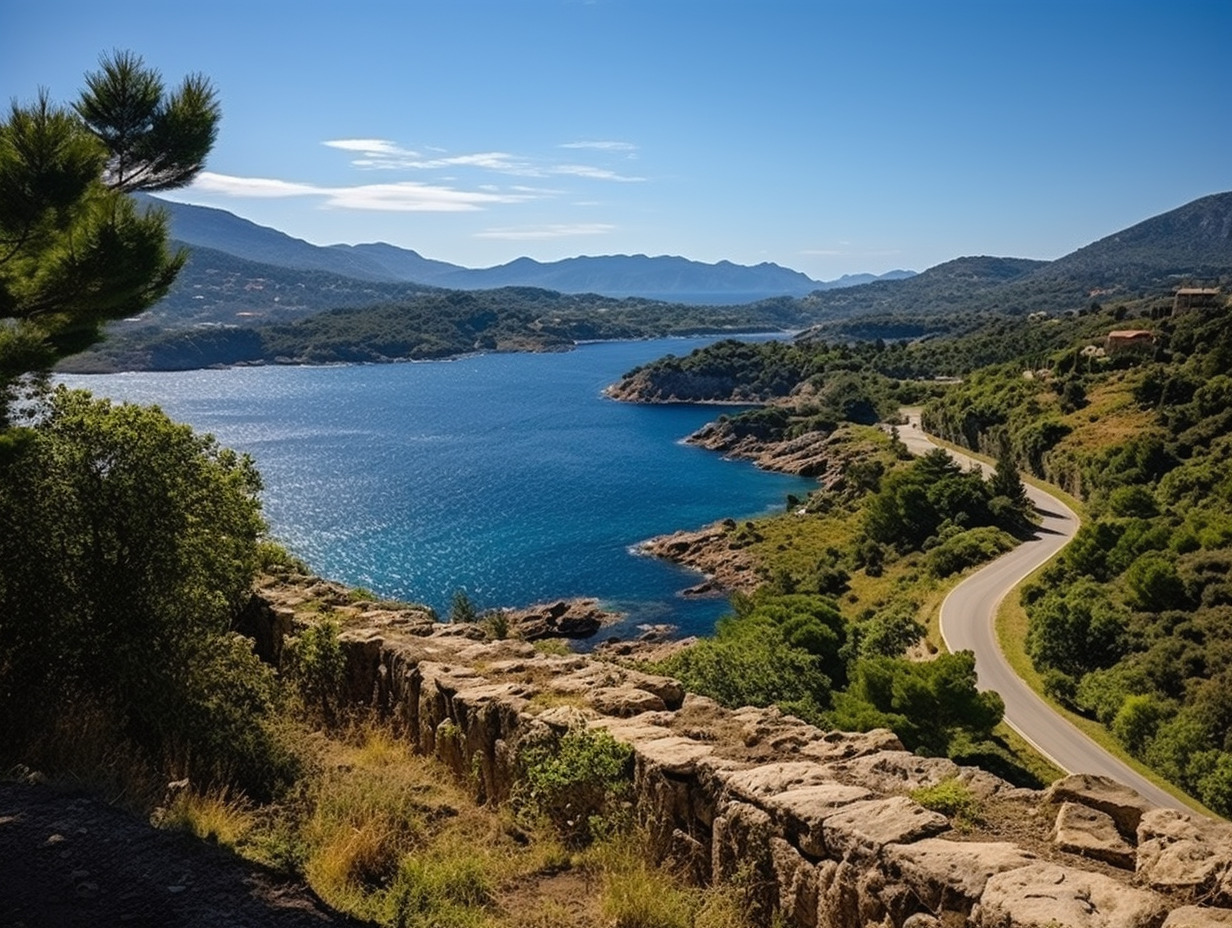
[4,0,1228,280]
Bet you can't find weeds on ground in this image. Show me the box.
[910,777,983,829]
[158,788,254,848]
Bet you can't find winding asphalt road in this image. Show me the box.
[896,416,1182,810]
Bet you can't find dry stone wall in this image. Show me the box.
[257,577,1232,927]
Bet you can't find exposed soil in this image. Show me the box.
[0,780,369,928]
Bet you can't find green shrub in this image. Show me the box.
[0,389,290,797]
[926,526,1015,577]
[514,725,633,847]
[284,617,347,723]
[910,778,982,828]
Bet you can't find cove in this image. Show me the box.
[60,337,815,641]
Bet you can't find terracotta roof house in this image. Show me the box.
[1172,287,1223,315]
[1105,329,1155,355]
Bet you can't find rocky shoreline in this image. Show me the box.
[635,420,889,600]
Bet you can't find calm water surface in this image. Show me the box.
[61,338,815,640]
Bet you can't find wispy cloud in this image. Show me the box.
[323,137,644,181]
[188,171,540,212]
[560,140,637,152]
[475,223,615,240]
[551,164,643,182]
[324,138,419,157]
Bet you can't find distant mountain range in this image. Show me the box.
[66,190,1229,373]
[795,192,1232,328]
[141,194,915,304]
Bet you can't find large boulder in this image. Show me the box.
[1052,801,1137,869]
[1163,907,1232,927]
[973,863,1168,928]
[1136,808,1232,906]
[882,839,1037,915]
[1045,773,1158,838]
[504,598,615,640]
[819,796,949,863]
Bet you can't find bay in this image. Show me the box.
[60,337,815,641]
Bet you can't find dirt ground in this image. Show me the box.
[0,781,369,928]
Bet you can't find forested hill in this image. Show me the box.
[608,282,1232,816]
[58,287,822,373]
[792,192,1232,325]
[1035,190,1232,286]
[147,195,853,302]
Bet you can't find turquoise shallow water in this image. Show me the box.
[61,337,815,640]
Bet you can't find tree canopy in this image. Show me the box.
[0,51,218,417]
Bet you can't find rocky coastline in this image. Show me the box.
[635,418,889,600]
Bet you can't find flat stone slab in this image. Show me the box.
[627,735,715,776]
[973,862,1168,928]
[722,762,836,803]
[883,838,1036,912]
[1045,773,1157,837]
[820,796,949,862]
[1163,906,1232,928]
[764,784,875,857]
[1052,801,1136,869]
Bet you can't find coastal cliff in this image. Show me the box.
[252,574,1232,927]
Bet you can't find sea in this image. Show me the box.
[59,336,816,642]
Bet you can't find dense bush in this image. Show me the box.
[0,388,292,796]
[514,725,634,847]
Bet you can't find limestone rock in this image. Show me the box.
[1164,906,1232,927]
[723,762,839,805]
[504,598,617,640]
[798,728,904,763]
[587,685,667,717]
[772,837,820,928]
[972,862,1168,928]
[1045,773,1158,838]
[630,735,715,777]
[1136,808,1232,906]
[882,838,1036,914]
[765,784,878,857]
[1052,801,1137,869]
[819,796,949,863]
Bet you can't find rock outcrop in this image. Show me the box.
[259,576,1231,926]
[501,598,619,640]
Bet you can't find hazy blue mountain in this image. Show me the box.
[136,194,402,282]
[141,195,914,301]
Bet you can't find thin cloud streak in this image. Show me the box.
[323,138,644,181]
[475,223,615,240]
[188,171,539,212]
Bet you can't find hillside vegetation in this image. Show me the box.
[59,285,820,372]
[924,305,1232,815]
[612,286,1232,815]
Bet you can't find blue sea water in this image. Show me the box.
[60,337,815,641]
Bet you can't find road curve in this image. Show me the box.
[896,417,1182,810]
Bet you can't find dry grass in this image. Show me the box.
[160,788,255,848]
[4,699,163,811]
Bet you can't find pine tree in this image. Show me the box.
[989,441,1032,524]
[0,52,219,418]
